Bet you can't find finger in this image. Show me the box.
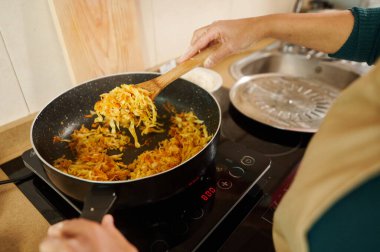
[190,25,210,45]
[204,45,233,68]
[193,28,220,51]
[101,214,114,226]
[39,237,75,252]
[101,214,114,229]
[101,215,139,252]
[178,28,220,63]
[177,46,199,63]
[177,26,209,63]
[101,215,129,240]
[49,218,98,238]
[47,221,65,237]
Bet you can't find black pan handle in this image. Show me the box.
[81,185,117,222]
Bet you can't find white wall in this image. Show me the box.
[0,31,29,124]
[0,0,295,127]
[0,0,72,126]
[138,0,295,67]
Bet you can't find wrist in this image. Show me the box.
[257,13,285,40]
[245,14,282,43]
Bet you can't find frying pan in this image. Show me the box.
[31,72,221,221]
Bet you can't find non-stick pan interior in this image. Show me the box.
[32,73,221,166]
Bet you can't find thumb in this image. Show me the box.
[101,214,138,251]
[101,214,126,239]
[101,214,116,230]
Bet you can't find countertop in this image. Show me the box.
[0,39,274,252]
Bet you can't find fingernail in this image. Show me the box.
[179,45,198,62]
[177,54,186,63]
[204,57,214,68]
[47,222,64,236]
[177,53,188,63]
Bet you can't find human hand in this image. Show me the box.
[178,17,265,67]
[39,214,138,252]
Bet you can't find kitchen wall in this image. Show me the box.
[0,0,73,127]
[139,0,296,66]
[0,0,296,128]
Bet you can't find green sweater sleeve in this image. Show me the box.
[328,7,380,65]
[307,174,380,252]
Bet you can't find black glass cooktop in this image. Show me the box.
[22,138,271,251]
[2,87,312,251]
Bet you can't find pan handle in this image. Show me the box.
[81,185,117,222]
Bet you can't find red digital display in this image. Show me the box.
[200,186,216,201]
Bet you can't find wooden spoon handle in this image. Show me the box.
[137,43,220,98]
[156,43,220,86]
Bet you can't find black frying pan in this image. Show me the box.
[31,73,221,221]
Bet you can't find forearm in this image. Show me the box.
[256,10,354,54]
[179,9,356,67]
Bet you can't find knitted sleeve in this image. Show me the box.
[328,7,380,65]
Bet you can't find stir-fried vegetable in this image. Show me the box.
[93,84,163,148]
[53,84,212,182]
[53,125,131,181]
[128,112,212,179]
[53,112,211,181]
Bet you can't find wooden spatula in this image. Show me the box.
[136,44,220,99]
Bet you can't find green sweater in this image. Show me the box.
[329,7,380,65]
[308,174,380,252]
[308,7,380,252]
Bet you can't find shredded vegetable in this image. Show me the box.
[93,84,163,148]
[52,83,213,182]
[53,125,131,181]
[53,112,211,181]
[128,112,212,179]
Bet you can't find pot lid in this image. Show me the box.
[229,73,340,132]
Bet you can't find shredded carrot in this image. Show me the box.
[93,84,163,148]
[53,84,212,182]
